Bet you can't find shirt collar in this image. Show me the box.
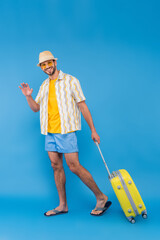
[47,70,64,83]
[58,70,64,80]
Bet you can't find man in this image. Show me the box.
[19,50,112,216]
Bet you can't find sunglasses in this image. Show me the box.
[41,61,54,70]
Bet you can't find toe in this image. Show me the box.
[45,209,56,216]
[91,209,102,215]
[91,208,96,214]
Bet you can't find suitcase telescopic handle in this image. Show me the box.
[95,140,112,179]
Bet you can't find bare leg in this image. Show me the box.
[64,152,109,215]
[45,151,68,216]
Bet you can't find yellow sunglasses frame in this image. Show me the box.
[41,61,54,70]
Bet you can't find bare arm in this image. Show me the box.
[77,101,100,143]
[26,95,40,112]
[19,83,40,112]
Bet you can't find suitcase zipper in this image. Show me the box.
[116,170,139,216]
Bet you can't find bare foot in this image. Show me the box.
[91,194,109,215]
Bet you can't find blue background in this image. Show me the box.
[0,0,160,239]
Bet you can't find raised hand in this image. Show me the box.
[19,83,33,97]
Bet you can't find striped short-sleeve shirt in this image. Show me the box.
[35,70,86,135]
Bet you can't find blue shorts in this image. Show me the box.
[45,132,79,153]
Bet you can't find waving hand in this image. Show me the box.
[19,83,33,96]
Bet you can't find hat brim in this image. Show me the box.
[37,58,58,67]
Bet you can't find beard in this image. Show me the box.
[44,65,56,76]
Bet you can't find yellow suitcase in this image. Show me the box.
[95,141,147,223]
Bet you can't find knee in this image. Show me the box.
[68,162,80,174]
[51,161,63,171]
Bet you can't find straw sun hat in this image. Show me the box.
[37,51,58,67]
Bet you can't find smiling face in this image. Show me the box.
[40,60,57,76]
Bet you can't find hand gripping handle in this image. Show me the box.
[95,141,112,179]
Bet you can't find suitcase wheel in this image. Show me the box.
[128,217,136,224]
[142,213,148,219]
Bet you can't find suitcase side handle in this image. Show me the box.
[95,140,112,179]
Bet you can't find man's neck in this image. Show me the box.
[49,70,59,80]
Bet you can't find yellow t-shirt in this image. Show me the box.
[48,78,61,133]
[48,77,75,134]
